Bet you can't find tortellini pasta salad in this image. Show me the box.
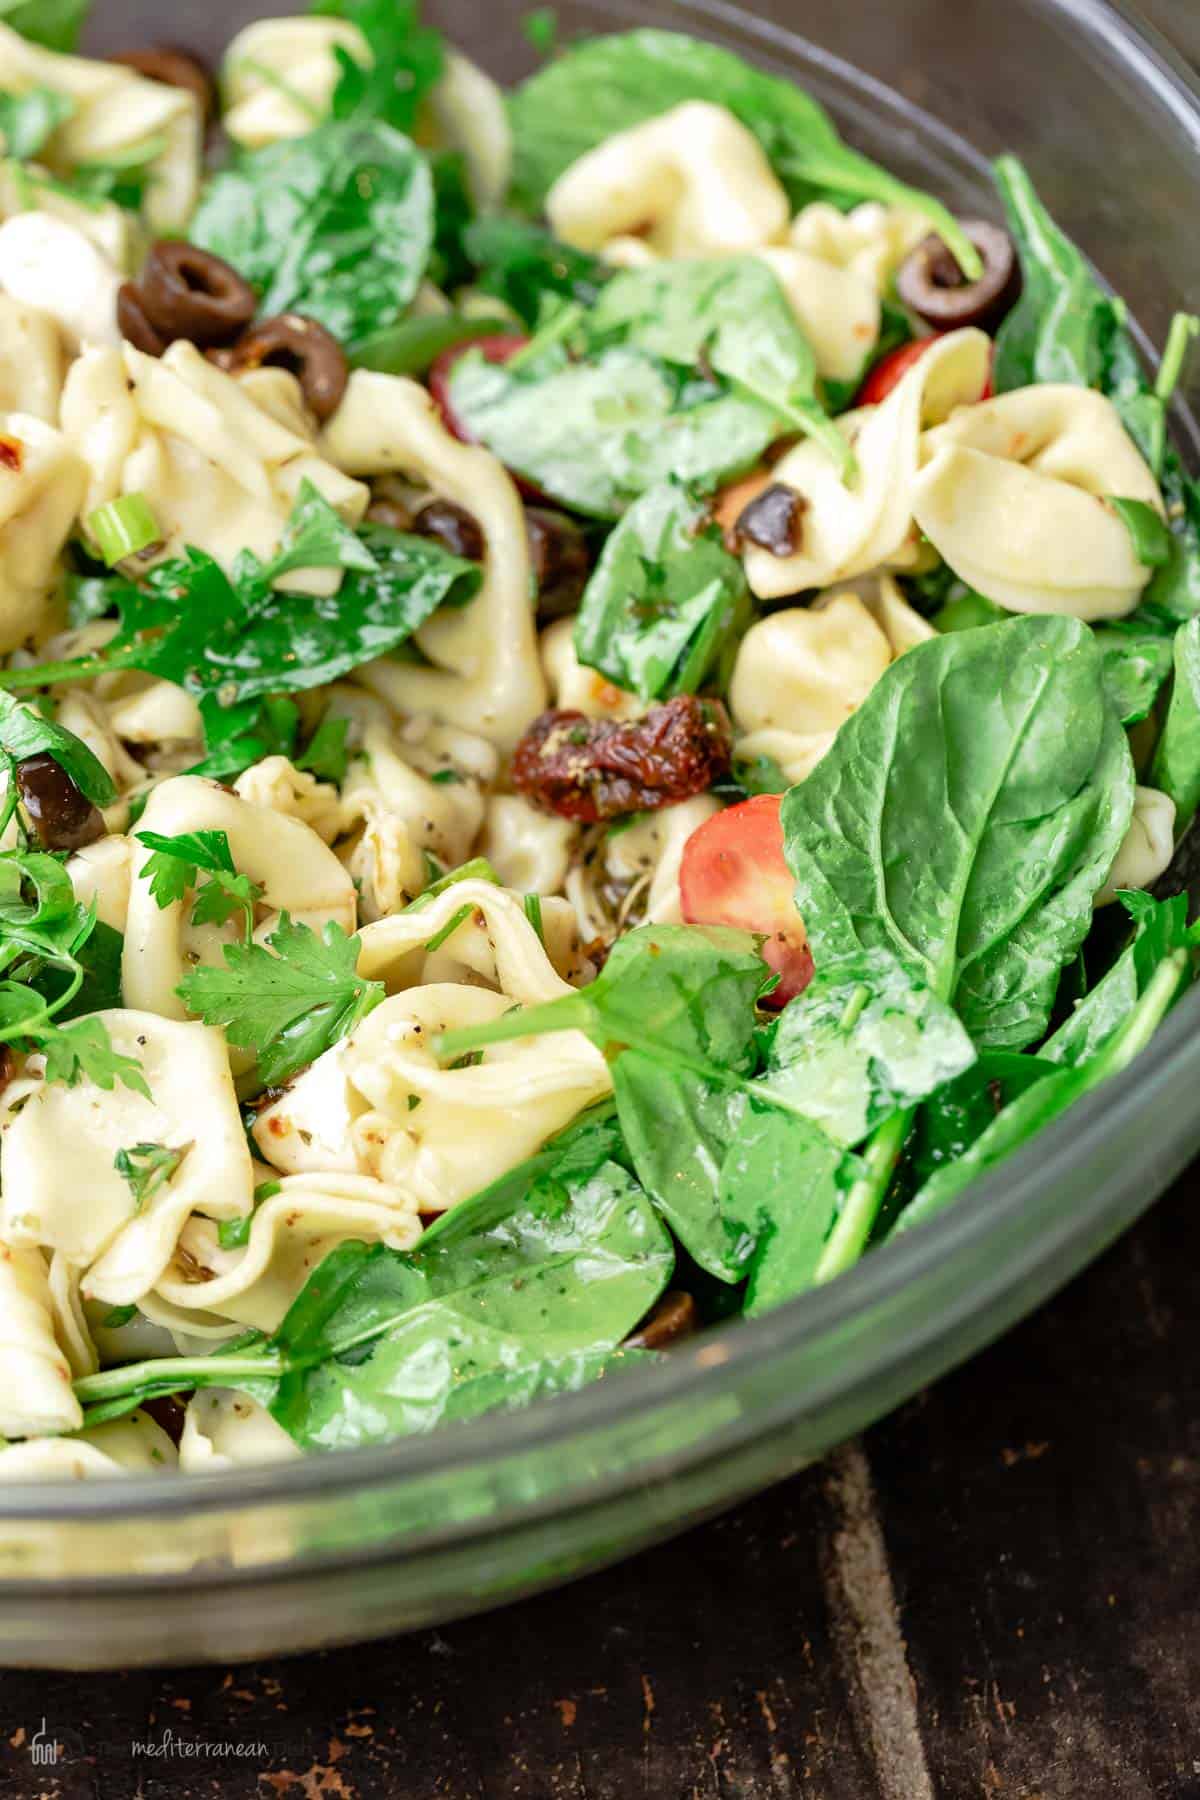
[0,2,1195,1486]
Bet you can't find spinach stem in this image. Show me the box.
[1155,313,1200,404]
[73,1352,282,1404]
[814,1105,913,1285]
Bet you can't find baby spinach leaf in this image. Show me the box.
[993,156,1200,626]
[905,1051,1056,1195]
[611,1054,749,1280]
[439,922,769,1076]
[191,120,433,350]
[781,615,1136,1050]
[463,215,610,326]
[992,155,1125,397]
[1093,618,1176,725]
[446,343,781,519]
[0,86,73,160]
[507,28,980,276]
[589,258,850,475]
[1150,616,1200,833]
[573,480,750,701]
[0,0,89,52]
[732,1106,860,1316]
[1040,893,1191,1068]
[759,948,976,1149]
[1108,497,1173,569]
[895,941,1191,1236]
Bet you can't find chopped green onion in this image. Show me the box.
[425,902,474,954]
[524,893,544,943]
[86,494,161,568]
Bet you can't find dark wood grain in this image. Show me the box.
[1,1175,1196,1800]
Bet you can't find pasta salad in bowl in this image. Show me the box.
[0,0,1195,1512]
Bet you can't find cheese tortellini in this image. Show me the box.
[0,23,202,230]
[742,328,993,599]
[549,101,789,257]
[323,372,546,748]
[912,386,1165,621]
[1,1011,253,1307]
[0,411,88,652]
[730,578,934,785]
[62,341,369,579]
[123,775,357,1018]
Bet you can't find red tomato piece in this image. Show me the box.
[855,334,995,407]
[428,334,529,442]
[679,794,814,1007]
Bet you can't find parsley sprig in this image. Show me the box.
[136,828,263,943]
[178,915,384,1087]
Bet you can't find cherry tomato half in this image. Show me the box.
[428,334,529,443]
[855,333,995,407]
[679,793,813,1007]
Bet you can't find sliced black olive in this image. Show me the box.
[733,482,807,556]
[227,314,349,423]
[625,1290,698,1352]
[139,241,257,350]
[896,219,1022,333]
[15,755,105,852]
[412,498,485,562]
[117,281,168,356]
[109,46,217,126]
[525,506,591,620]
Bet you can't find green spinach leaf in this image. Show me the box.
[0,85,73,160]
[0,0,89,51]
[780,615,1135,1050]
[573,479,750,701]
[463,215,609,326]
[589,258,850,475]
[895,940,1190,1235]
[1040,893,1190,1068]
[1150,615,1200,833]
[759,948,976,1149]
[191,120,433,350]
[446,343,782,519]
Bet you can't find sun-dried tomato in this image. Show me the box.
[512,695,733,822]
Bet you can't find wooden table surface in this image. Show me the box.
[1,1168,1195,1799]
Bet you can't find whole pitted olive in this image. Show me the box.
[15,756,105,853]
[138,241,257,348]
[116,281,169,357]
[412,498,486,563]
[524,506,592,620]
[118,241,257,357]
[108,45,217,125]
[225,314,349,423]
[896,219,1022,333]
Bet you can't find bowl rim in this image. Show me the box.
[4,0,1199,1543]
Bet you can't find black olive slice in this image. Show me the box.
[897,219,1022,333]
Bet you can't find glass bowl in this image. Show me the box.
[3,0,1199,1670]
